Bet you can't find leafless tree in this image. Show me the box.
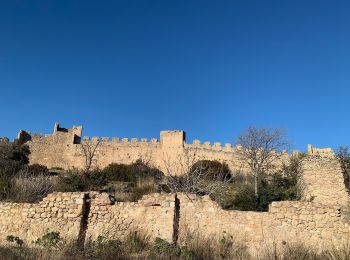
[81,139,101,172]
[236,126,289,200]
[162,151,233,198]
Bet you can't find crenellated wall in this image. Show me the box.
[22,123,290,174]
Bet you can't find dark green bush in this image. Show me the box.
[33,231,61,248]
[190,160,232,181]
[58,172,88,192]
[6,235,23,246]
[0,142,30,200]
[25,164,49,176]
[229,155,302,211]
[103,160,164,183]
[153,237,182,257]
[89,170,108,189]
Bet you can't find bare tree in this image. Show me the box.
[81,139,101,172]
[236,126,289,200]
[162,151,232,198]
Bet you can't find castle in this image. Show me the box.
[19,123,252,173]
[18,123,332,174]
[0,123,346,255]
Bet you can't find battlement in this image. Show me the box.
[82,136,160,144]
[307,144,335,157]
[21,123,337,176]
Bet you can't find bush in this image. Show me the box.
[0,142,30,201]
[6,235,23,246]
[57,172,89,192]
[190,160,232,181]
[33,231,61,248]
[129,180,159,202]
[25,164,49,176]
[153,237,180,256]
[227,155,303,211]
[103,160,164,183]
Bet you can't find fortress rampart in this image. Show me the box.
[20,123,292,174]
[19,123,252,173]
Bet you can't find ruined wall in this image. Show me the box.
[300,156,349,207]
[0,192,176,246]
[1,191,349,254]
[0,192,85,244]
[86,193,175,243]
[177,194,350,253]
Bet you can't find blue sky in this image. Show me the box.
[0,1,349,151]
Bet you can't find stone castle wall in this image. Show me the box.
[21,123,291,174]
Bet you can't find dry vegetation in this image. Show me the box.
[2,231,350,260]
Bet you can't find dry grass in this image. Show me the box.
[2,235,350,260]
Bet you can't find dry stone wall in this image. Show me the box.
[86,193,175,243]
[0,192,85,245]
[0,188,350,254]
[300,156,350,207]
[0,192,176,246]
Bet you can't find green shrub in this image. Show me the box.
[103,160,164,183]
[6,235,23,246]
[58,172,88,192]
[153,237,180,256]
[33,231,61,248]
[190,160,232,181]
[0,142,29,182]
[89,170,108,189]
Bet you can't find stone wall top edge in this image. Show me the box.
[82,137,160,144]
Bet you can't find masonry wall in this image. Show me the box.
[0,192,85,244]
[1,191,349,254]
[85,193,175,243]
[300,156,350,207]
[24,123,285,174]
[0,192,176,246]
[177,195,350,253]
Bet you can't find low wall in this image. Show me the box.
[0,191,349,255]
[178,194,350,253]
[86,193,175,242]
[0,192,84,244]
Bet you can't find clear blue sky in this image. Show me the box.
[1,1,349,151]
